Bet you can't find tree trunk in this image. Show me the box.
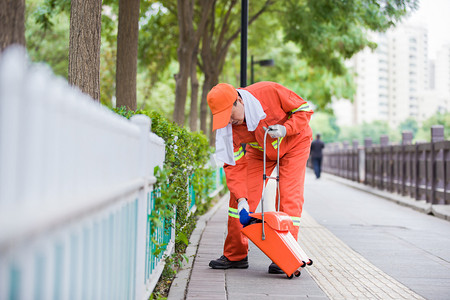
[189,45,199,131]
[200,74,219,145]
[68,0,102,101]
[200,33,234,145]
[200,74,217,134]
[199,0,237,137]
[174,47,191,126]
[116,0,140,111]
[173,0,213,126]
[208,110,215,146]
[173,0,195,126]
[0,0,25,53]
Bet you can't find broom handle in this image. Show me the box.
[261,127,281,241]
[277,138,280,211]
[262,129,268,240]
[261,127,281,240]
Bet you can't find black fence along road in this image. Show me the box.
[320,126,450,210]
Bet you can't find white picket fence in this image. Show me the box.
[0,46,169,300]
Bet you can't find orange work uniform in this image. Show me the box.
[223,81,313,261]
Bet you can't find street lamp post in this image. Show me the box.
[241,0,248,87]
[250,55,274,84]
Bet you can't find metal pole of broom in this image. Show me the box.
[261,128,282,240]
[262,129,268,240]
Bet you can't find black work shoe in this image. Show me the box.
[209,255,249,269]
[268,262,284,274]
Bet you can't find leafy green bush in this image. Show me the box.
[114,107,216,298]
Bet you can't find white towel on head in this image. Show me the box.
[237,89,266,131]
[215,89,266,165]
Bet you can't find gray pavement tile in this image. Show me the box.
[401,278,450,300]
[189,271,224,281]
[186,291,226,300]
[188,273,225,282]
[304,171,450,300]
[171,171,450,300]
[227,292,326,299]
[187,280,224,291]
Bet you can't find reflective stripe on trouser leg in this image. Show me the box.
[223,193,249,261]
[223,154,277,261]
[228,207,239,219]
[278,143,310,239]
[245,144,309,240]
[291,216,301,227]
[223,143,310,260]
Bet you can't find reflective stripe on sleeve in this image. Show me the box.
[228,207,239,218]
[290,102,312,114]
[234,146,245,161]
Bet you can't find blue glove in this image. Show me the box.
[238,199,252,225]
[239,209,252,226]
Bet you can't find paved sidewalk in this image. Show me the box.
[168,170,450,300]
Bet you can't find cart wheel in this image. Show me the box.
[287,274,294,279]
[301,261,306,268]
[307,259,313,266]
[294,270,301,277]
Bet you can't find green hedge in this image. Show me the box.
[113,107,215,297]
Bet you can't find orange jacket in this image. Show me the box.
[224,81,313,201]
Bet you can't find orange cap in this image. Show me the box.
[207,83,238,131]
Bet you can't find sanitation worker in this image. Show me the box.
[207,81,313,274]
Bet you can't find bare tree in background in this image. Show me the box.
[0,0,25,53]
[116,0,140,111]
[68,0,102,101]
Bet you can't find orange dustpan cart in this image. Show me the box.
[241,211,313,278]
[241,128,313,279]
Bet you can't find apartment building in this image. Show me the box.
[333,23,449,128]
[388,24,428,127]
[434,43,450,106]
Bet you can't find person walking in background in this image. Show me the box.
[310,134,324,179]
[206,81,313,274]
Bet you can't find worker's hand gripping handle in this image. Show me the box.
[265,124,286,138]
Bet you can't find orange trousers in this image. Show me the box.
[223,144,310,261]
